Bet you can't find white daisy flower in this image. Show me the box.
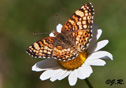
[32,24,113,86]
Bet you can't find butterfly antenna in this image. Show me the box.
[33,32,50,35]
[56,13,58,26]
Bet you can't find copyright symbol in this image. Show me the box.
[105,79,111,84]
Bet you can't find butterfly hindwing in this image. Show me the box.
[52,37,79,61]
[66,30,92,52]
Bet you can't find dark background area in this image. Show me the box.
[0,0,126,88]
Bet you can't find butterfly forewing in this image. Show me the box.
[61,3,94,33]
[26,37,55,58]
[61,3,94,51]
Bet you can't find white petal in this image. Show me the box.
[76,67,86,79]
[97,29,102,40]
[87,51,113,60]
[88,40,109,53]
[58,71,71,80]
[56,70,67,80]
[91,23,98,40]
[49,32,55,37]
[94,40,109,51]
[86,59,106,66]
[32,59,61,72]
[56,24,62,33]
[81,64,93,78]
[84,64,93,74]
[92,23,98,31]
[68,70,77,86]
[88,25,102,48]
[32,64,45,72]
[50,69,64,82]
[102,56,112,60]
[40,70,54,80]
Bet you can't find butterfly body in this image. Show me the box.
[26,3,94,61]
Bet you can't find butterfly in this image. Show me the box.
[26,3,94,61]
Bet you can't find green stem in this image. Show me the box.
[85,78,93,88]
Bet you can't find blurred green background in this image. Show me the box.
[0,0,126,88]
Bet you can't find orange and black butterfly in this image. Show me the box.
[26,3,94,61]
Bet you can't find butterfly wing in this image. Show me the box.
[66,30,92,51]
[52,37,79,61]
[61,3,94,51]
[26,37,55,58]
[26,36,79,61]
[61,3,94,32]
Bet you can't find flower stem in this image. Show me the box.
[85,78,93,88]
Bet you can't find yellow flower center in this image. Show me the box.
[59,50,87,70]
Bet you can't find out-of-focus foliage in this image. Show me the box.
[0,0,126,88]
